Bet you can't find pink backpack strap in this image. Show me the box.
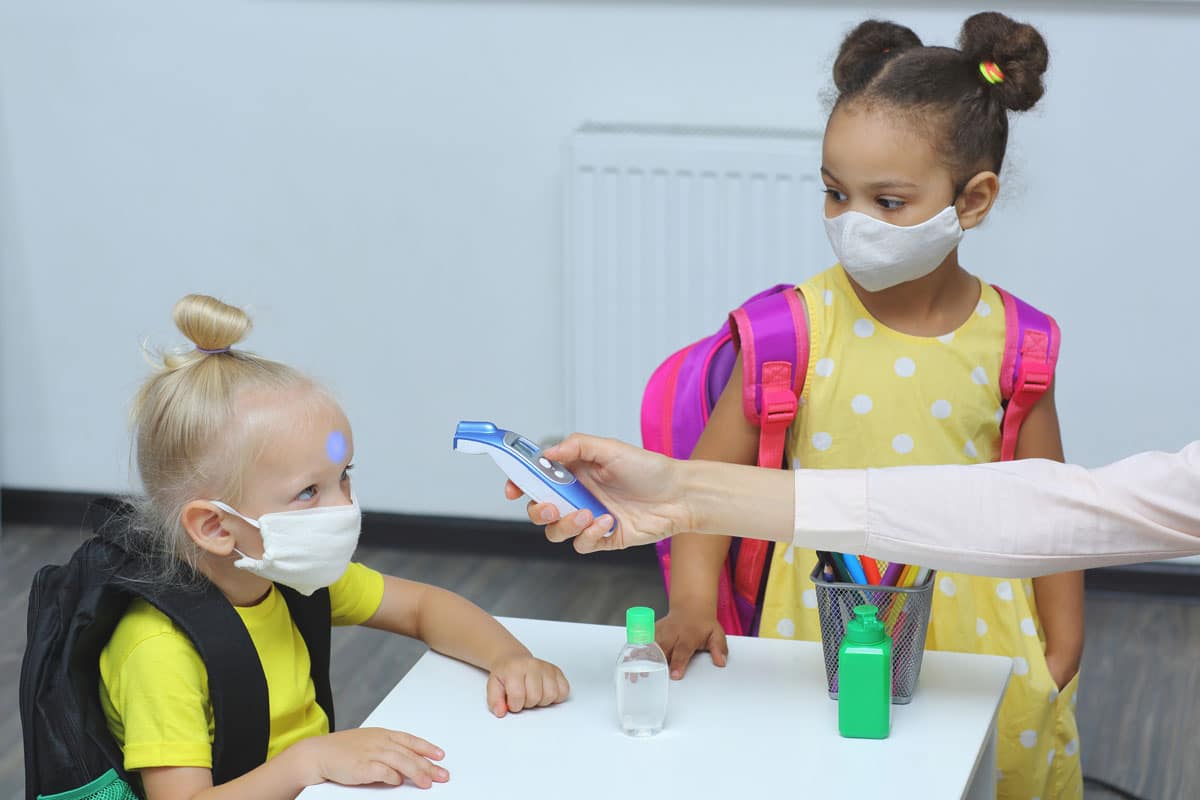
[994,285,1061,462]
[728,286,809,468]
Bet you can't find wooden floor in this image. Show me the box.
[2,524,1196,800]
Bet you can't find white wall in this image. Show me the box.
[2,1,1198,520]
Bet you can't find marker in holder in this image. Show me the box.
[811,561,935,704]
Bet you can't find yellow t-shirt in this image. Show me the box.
[98,562,385,771]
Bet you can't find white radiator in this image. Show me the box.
[564,124,829,445]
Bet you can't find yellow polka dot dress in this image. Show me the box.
[759,266,1081,800]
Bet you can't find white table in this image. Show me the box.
[300,617,1011,799]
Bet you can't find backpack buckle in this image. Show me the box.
[1016,363,1052,393]
[760,386,798,426]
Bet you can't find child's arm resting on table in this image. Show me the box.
[1015,384,1085,690]
[139,728,448,800]
[363,575,570,717]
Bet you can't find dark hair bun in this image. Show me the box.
[958,11,1049,112]
[833,20,923,95]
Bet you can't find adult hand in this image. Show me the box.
[504,434,692,553]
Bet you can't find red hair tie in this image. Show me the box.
[979,61,1005,85]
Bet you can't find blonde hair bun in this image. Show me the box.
[173,294,251,354]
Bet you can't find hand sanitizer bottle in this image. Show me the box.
[838,604,893,739]
[615,606,668,737]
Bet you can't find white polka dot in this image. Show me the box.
[824,289,834,306]
[1047,749,1056,767]
[1065,739,1078,757]
[783,545,795,564]
[853,318,875,338]
[802,589,817,608]
[1048,687,1059,704]
[995,581,1014,601]
[1025,583,1033,597]
[1019,729,1038,749]
[851,394,873,414]
[894,357,916,378]
[937,332,955,344]
[815,357,835,377]
[776,618,796,638]
[977,300,992,318]
[939,576,957,597]
[976,618,988,636]
[892,434,914,454]
[971,366,989,385]
[1012,656,1029,676]
[995,407,1005,424]
[812,432,833,451]
[931,399,952,419]
[1020,618,1038,636]
[964,440,979,459]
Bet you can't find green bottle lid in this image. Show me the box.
[626,606,656,644]
[845,604,886,644]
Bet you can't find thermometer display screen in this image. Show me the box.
[513,437,540,460]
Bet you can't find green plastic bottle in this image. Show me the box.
[837,604,893,739]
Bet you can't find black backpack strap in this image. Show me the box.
[278,586,335,731]
[134,582,270,785]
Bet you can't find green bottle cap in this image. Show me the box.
[845,604,886,644]
[626,606,656,644]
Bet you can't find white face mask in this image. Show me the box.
[211,493,362,596]
[824,205,964,292]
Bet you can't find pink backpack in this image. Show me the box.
[640,282,1060,637]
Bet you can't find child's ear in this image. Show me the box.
[955,171,1000,230]
[180,501,238,557]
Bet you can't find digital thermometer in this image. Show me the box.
[453,421,612,532]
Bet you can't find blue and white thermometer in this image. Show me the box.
[453,421,611,531]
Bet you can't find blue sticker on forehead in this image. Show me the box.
[325,430,347,463]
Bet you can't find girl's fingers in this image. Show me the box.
[485,673,508,717]
[523,671,543,710]
[387,731,444,761]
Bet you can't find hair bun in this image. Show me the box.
[833,20,923,95]
[173,294,251,354]
[958,11,1049,112]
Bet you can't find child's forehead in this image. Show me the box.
[234,386,353,464]
[823,104,944,180]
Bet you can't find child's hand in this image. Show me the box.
[656,601,728,680]
[293,727,449,789]
[485,653,570,717]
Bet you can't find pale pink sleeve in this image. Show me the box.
[793,441,1200,578]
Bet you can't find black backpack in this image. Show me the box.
[20,497,336,800]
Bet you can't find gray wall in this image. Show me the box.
[2,1,1197,520]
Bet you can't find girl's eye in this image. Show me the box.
[341,464,355,482]
[877,197,905,210]
[297,485,318,502]
[823,188,847,203]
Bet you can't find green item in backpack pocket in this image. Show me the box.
[38,769,139,800]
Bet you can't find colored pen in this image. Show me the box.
[839,552,868,585]
[860,556,882,585]
[881,561,905,587]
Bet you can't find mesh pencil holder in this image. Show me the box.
[809,562,935,705]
